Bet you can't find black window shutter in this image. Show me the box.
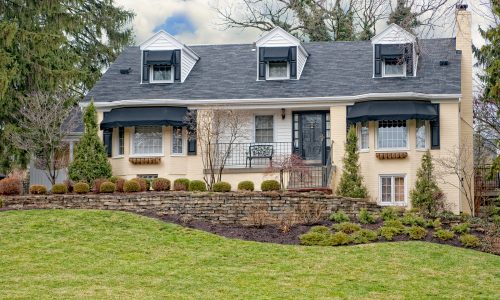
[405,43,414,76]
[118,127,124,155]
[103,128,113,157]
[290,46,297,79]
[430,104,440,149]
[258,47,266,80]
[142,51,149,82]
[187,128,197,155]
[374,44,381,77]
[174,50,181,82]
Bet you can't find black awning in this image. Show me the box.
[100,106,188,130]
[145,50,174,65]
[347,101,438,123]
[262,47,290,61]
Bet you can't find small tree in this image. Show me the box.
[68,101,111,183]
[336,126,368,198]
[267,153,308,190]
[410,150,444,214]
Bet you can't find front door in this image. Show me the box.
[293,112,328,165]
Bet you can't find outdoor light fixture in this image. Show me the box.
[281,108,286,119]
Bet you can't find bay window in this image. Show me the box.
[380,175,406,204]
[377,120,407,149]
[132,126,163,155]
[172,126,184,155]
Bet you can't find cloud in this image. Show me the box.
[154,13,196,36]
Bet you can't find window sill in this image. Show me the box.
[415,148,429,152]
[378,201,407,207]
[129,154,164,158]
[358,149,370,153]
[170,153,186,157]
[265,77,290,81]
[375,148,409,152]
[111,155,125,159]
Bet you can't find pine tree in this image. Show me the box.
[336,126,368,198]
[68,101,112,183]
[410,150,444,214]
[333,1,355,41]
[387,0,421,33]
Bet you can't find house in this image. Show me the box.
[83,6,473,213]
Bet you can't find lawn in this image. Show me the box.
[0,210,499,299]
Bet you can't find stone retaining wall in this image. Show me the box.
[1,192,382,225]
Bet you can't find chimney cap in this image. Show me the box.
[456,3,468,10]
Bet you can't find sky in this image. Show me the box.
[115,0,494,47]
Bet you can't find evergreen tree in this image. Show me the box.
[68,101,112,183]
[0,0,134,173]
[336,126,368,198]
[332,1,355,41]
[410,150,444,214]
[387,0,421,33]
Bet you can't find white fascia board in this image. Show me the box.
[256,27,309,57]
[140,30,200,60]
[371,23,416,44]
[81,92,461,110]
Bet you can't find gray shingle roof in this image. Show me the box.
[84,38,461,102]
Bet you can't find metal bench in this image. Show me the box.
[246,144,273,168]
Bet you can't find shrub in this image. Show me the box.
[309,226,331,235]
[115,178,125,192]
[237,180,254,191]
[74,182,90,194]
[131,178,147,192]
[459,234,480,248]
[351,229,378,244]
[358,208,376,224]
[401,213,426,226]
[63,180,74,193]
[123,180,141,193]
[0,178,22,195]
[173,178,190,191]
[144,179,152,191]
[0,196,3,208]
[333,222,361,234]
[452,223,470,234]
[189,180,207,192]
[381,207,398,221]
[299,231,333,246]
[329,210,350,223]
[92,178,107,193]
[432,218,442,229]
[406,226,427,240]
[383,219,405,231]
[30,185,47,195]
[51,183,67,194]
[331,232,351,246]
[493,215,500,225]
[152,178,170,191]
[379,226,401,241]
[108,176,119,183]
[410,150,444,215]
[261,180,280,191]
[434,229,454,241]
[213,181,231,192]
[99,181,116,193]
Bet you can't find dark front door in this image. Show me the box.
[293,112,328,165]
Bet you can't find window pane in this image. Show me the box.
[377,120,407,149]
[395,177,405,202]
[384,58,404,76]
[133,126,162,155]
[153,65,172,81]
[416,120,426,149]
[381,177,392,202]
[268,62,288,78]
[359,121,369,150]
[172,127,183,154]
[255,115,273,143]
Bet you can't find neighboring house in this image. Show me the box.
[83,6,473,213]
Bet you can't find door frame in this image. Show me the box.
[292,110,330,165]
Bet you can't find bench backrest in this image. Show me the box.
[249,145,273,157]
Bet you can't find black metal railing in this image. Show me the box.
[284,166,331,189]
[216,142,293,167]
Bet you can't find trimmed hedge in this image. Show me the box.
[0,178,23,195]
[237,181,254,191]
[213,181,231,192]
[123,180,141,193]
[74,182,90,194]
[51,183,68,194]
[152,178,170,191]
[174,178,190,191]
[30,185,47,195]
[108,176,119,183]
[115,178,125,193]
[100,181,116,193]
[92,178,107,193]
[189,180,207,192]
[261,180,280,191]
[131,178,147,192]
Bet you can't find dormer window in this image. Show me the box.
[151,65,173,83]
[258,46,296,81]
[142,50,180,84]
[267,61,289,80]
[383,57,406,77]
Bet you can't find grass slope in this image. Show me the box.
[0,210,499,299]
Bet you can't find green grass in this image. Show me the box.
[0,210,499,299]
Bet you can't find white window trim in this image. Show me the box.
[375,120,409,152]
[171,126,186,156]
[378,174,407,206]
[149,65,174,83]
[253,114,275,143]
[266,61,290,80]
[130,126,165,157]
[357,122,370,152]
[112,127,124,159]
[415,120,430,151]
[382,59,406,78]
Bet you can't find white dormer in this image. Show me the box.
[255,27,309,80]
[371,24,418,78]
[139,30,200,84]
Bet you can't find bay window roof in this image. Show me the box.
[346,101,438,123]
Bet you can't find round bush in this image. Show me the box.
[51,183,68,194]
[261,180,280,191]
[152,178,171,191]
[74,182,90,194]
[108,176,119,183]
[174,178,190,191]
[0,178,23,195]
[189,180,207,192]
[92,178,107,193]
[237,181,254,191]
[123,180,141,193]
[131,178,147,192]
[30,185,47,195]
[100,181,116,193]
[213,181,231,192]
[115,178,125,192]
